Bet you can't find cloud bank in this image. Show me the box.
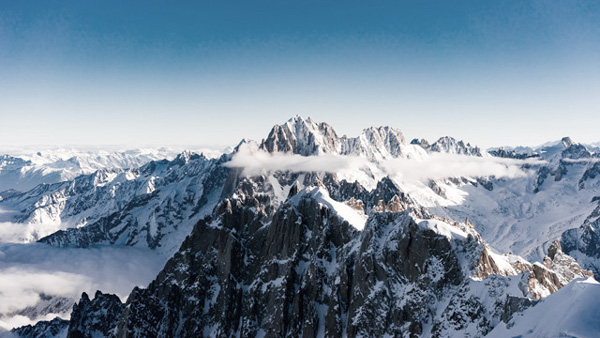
[224,148,544,182]
[224,149,367,177]
[0,243,165,331]
[380,153,543,182]
[0,222,67,244]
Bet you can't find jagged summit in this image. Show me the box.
[428,136,484,157]
[561,136,574,147]
[259,115,341,155]
[258,116,430,160]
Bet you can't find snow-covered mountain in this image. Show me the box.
[9,171,591,337]
[2,116,600,337]
[260,115,428,160]
[0,147,225,194]
[0,151,229,256]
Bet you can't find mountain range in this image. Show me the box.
[1,116,600,337]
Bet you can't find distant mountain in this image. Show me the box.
[259,115,426,160]
[1,151,228,257]
[0,147,225,193]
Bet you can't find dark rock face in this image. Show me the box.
[580,162,600,189]
[561,143,592,160]
[428,136,483,157]
[10,317,69,338]
[46,166,592,338]
[323,175,415,213]
[534,161,572,191]
[410,138,430,149]
[53,176,489,338]
[476,177,494,191]
[500,296,538,323]
[562,203,600,278]
[431,275,521,337]
[67,291,125,338]
[488,148,539,160]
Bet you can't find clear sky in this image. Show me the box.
[1,1,599,149]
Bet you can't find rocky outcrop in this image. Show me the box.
[562,203,600,278]
[410,138,430,149]
[527,240,593,299]
[428,136,483,157]
[258,116,425,160]
[260,116,341,155]
[579,162,600,189]
[67,291,124,338]
[9,317,69,338]
[488,148,539,160]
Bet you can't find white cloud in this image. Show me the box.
[0,243,165,331]
[224,147,367,177]
[0,222,66,244]
[562,158,600,163]
[380,153,544,182]
[224,147,544,182]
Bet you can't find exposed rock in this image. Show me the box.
[410,138,430,149]
[345,197,365,212]
[562,203,600,278]
[488,148,539,160]
[9,317,69,338]
[580,162,600,190]
[67,291,124,338]
[429,136,483,157]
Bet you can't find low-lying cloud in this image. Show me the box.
[381,153,543,181]
[224,148,544,182]
[0,243,165,331]
[562,158,600,163]
[224,149,367,177]
[0,222,66,244]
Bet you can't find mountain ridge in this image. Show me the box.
[2,116,600,337]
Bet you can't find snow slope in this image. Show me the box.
[487,277,600,338]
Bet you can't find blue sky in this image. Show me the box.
[1,1,599,148]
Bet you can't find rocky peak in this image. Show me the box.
[561,142,593,159]
[10,317,69,338]
[488,147,540,160]
[561,136,574,147]
[547,240,562,260]
[340,126,409,160]
[171,150,203,167]
[258,116,422,160]
[473,241,592,299]
[527,243,593,299]
[287,180,302,199]
[410,138,430,149]
[429,136,483,157]
[259,115,341,155]
[67,291,124,338]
